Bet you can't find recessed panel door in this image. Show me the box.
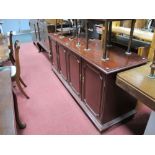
[82,61,104,117]
[58,45,68,80]
[68,51,81,97]
[51,40,59,71]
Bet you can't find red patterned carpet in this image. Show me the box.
[15,42,151,135]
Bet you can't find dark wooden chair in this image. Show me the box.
[13,40,29,99]
[8,31,15,64]
[8,31,27,88]
[0,38,29,99]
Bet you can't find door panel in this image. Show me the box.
[51,40,59,70]
[58,45,67,80]
[82,62,103,117]
[68,51,81,97]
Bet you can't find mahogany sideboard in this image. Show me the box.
[48,33,147,132]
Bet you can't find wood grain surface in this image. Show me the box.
[116,62,155,111]
[49,33,147,74]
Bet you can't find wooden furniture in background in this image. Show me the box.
[0,70,26,135]
[29,19,53,57]
[112,27,153,42]
[135,19,147,29]
[122,20,147,29]
[49,33,147,131]
[29,19,73,58]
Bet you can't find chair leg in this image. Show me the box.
[12,90,26,129]
[9,53,15,65]
[16,79,30,99]
[19,77,27,87]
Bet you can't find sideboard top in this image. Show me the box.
[49,33,147,74]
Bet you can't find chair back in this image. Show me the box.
[14,40,21,79]
[8,31,15,64]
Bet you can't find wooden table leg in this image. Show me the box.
[12,90,26,129]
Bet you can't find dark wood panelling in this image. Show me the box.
[58,45,68,80]
[68,51,81,97]
[101,73,137,124]
[82,61,103,118]
[51,40,59,71]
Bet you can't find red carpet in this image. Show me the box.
[16,42,151,135]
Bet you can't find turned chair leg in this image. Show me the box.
[19,77,27,87]
[16,79,30,99]
[12,90,26,129]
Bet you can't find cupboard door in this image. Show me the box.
[82,62,103,117]
[44,37,50,52]
[58,45,67,80]
[51,40,59,71]
[68,51,81,97]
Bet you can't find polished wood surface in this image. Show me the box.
[116,62,155,111]
[49,33,147,74]
[0,70,16,134]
